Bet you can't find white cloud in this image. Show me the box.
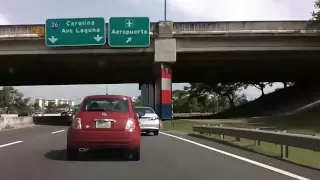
[128,0,315,21]
[168,0,290,21]
[0,13,10,25]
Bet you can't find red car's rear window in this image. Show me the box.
[81,97,129,112]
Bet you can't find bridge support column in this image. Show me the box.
[140,84,155,109]
[153,21,176,120]
[140,84,149,106]
[148,84,155,109]
[155,63,173,120]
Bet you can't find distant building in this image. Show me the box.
[34,98,75,108]
[57,99,75,106]
[34,98,46,109]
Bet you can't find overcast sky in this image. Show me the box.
[0,0,316,100]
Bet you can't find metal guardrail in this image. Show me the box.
[173,113,211,117]
[193,125,320,159]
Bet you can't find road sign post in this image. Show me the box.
[108,17,150,47]
[45,17,106,47]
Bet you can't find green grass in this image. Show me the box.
[162,119,320,169]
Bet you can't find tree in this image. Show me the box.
[208,82,247,109]
[33,102,40,110]
[46,101,56,112]
[250,82,273,96]
[188,82,247,110]
[0,86,30,113]
[172,89,191,113]
[312,0,320,21]
[188,83,214,111]
[133,95,141,107]
[234,94,248,106]
[12,96,30,110]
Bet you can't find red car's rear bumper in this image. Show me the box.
[67,129,140,150]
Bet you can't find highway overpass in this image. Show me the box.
[1,20,320,119]
[1,21,320,84]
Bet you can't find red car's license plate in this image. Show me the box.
[96,121,111,128]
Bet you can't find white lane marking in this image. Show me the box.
[51,130,65,134]
[160,132,310,180]
[0,141,23,148]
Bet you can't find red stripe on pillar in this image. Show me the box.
[161,90,171,104]
[161,67,172,79]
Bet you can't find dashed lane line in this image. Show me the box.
[51,130,65,134]
[0,141,23,148]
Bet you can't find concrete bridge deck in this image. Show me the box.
[0,21,320,85]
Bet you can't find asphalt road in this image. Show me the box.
[0,125,319,180]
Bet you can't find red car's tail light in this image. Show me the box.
[72,118,82,129]
[125,118,135,132]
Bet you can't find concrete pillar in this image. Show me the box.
[154,78,161,116]
[140,84,149,106]
[157,63,173,120]
[148,84,155,109]
[153,21,176,120]
[140,84,155,108]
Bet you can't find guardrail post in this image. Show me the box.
[171,104,174,126]
[280,130,289,159]
[207,124,212,136]
[254,128,261,146]
[199,125,205,135]
[218,125,224,140]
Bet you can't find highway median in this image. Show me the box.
[33,116,71,126]
[0,116,34,130]
[0,115,71,131]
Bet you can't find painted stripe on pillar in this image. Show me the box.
[161,90,171,104]
[161,104,172,120]
[161,78,172,91]
[161,66,172,79]
[160,63,172,120]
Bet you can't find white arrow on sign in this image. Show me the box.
[93,35,103,42]
[48,36,58,44]
[126,37,132,43]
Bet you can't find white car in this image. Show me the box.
[134,106,160,136]
[33,112,44,117]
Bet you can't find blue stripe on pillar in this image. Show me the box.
[161,104,172,120]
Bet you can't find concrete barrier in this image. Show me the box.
[33,116,71,126]
[0,114,72,131]
[0,116,33,130]
[0,114,19,118]
[1,113,61,117]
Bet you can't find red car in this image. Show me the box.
[67,95,141,161]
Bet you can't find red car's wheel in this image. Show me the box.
[129,148,140,161]
[66,147,78,161]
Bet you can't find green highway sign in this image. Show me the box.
[108,17,150,47]
[45,17,106,47]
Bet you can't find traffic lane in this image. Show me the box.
[0,125,68,145]
[0,131,302,180]
[163,132,320,180]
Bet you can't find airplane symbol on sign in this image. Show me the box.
[125,19,133,28]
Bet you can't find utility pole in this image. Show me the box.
[105,84,108,95]
[164,0,167,20]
